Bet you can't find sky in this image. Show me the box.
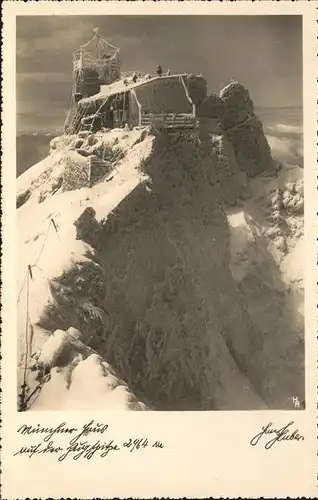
[16,15,302,133]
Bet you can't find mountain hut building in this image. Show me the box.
[64,30,208,135]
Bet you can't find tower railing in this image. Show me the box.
[73,52,120,70]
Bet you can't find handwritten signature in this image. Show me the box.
[13,420,164,461]
[250,421,304,450]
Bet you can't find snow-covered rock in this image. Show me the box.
[17,124,304,412]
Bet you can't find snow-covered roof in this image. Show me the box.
[80,73,188,105]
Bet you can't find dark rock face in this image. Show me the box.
[218,82,275,178]
[226,116,275,178]
[88,133,268,410]
[17,189,31,209]
[196,93,220,119]
[211,135,249,206]
[74,207,104,248]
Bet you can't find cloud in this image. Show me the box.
[17,72,70,84]
[16,16,142,61]
[17,100,67,116]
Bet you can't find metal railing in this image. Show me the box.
[140,113,196,129]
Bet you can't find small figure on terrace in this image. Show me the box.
[156,65,163,77]
[132,73,138,83]
[166,69,171,76]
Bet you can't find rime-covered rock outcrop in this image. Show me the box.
[198,82,276,178]
[219,82,255,129]
[196,92,219,119]
[219,82,276,178]
[26,328,147,411]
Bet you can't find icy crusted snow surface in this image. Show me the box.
[226,164,304,407]
[17,128,153,411]
[17,126,304,411]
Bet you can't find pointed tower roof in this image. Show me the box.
[74,28,120,61]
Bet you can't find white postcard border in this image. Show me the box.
[2,1,317,498]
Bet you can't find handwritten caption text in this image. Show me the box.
[13,420,165,461]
